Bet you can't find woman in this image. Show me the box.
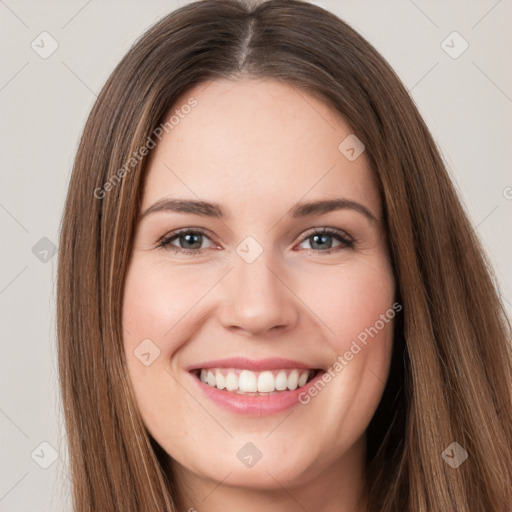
[56,0,512,510]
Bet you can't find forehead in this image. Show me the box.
[142,78,380,216]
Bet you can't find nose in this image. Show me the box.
[218,250,299,337]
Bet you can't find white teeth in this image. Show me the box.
[239,370,258,392]
[275,371,288,391]
[298,370,308,387]
[288,369,299,391]
[197,368,313,393]
[257,371,275,392]
[225,372,238,391]
[215,370,226,390]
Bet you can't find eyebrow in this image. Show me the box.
[140,198,380,223]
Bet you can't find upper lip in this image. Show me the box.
[186,357,316,372]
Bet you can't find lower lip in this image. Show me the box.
[190,370,325,415]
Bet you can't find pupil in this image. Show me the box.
[182,233,201,249]
[312,234,331,250]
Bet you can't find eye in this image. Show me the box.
[157,227,215,256]
[157,226,354,257]
[296,227,354,254]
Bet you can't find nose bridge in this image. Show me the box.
[218,242,298,335]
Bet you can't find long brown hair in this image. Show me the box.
[56,0,512,510]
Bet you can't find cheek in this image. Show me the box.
[122,260,208,351]
[300,256,396,349]
[295,256,396,418]
[121,261,187,424]
[121,259,231,436]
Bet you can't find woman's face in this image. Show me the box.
[123,78,396,495]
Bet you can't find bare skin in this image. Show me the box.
[122,77,396,512]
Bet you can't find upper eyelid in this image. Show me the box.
[158,226,211,243]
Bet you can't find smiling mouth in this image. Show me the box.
[191,368,320,395]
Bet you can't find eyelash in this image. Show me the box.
[156,227,355,257]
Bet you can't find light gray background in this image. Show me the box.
[1,0,511,510]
